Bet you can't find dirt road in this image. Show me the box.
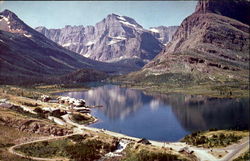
[8,112,249,161]
[62,114,249,161]
[8,134,78,161]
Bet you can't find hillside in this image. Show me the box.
[0,10,134,84]
[116,0,250,97]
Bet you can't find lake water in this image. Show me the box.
[56,84,249,142]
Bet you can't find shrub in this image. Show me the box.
[33,107,46,118]
[68,134,86,142]
[15,137,115,161]
[182,131,242,148]
[233,150,250,161]
[123,149,182,161]
[65,139,113,161]
[10,106,44,119]
[71,113,93,124]
[21,102,39,107]
[15,140,69,158]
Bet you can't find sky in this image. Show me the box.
[0,1,197,29]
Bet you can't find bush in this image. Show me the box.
[123,149,182,161]
[65,139,114,161]
[72,114,88,121]
[15,137,115,161]
[233,150,250,161]
[21,102,39,107]
[15,139,69,158]
[10,106,44,119]
[50,110,66,118]
[33,107,46,118]
[71,113,93,125]
[182,131,242,148]
[68,134,86,142]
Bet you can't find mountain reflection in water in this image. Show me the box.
[57,84,249,141]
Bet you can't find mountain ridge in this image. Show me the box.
[35,13,177,69]
[142,0,249,79]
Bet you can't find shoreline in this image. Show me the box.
[108,79,249,99]
[50,83,249,143]
[0,84,249,161]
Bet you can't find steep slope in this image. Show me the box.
[36,14,163,68]
[118,0,250,97]
[0,10,132,84]
[195,0,250,25]
[134,0,249,81]
[149,26,178,45]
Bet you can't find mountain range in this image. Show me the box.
[35,14,177,68]
[0,10,135,84]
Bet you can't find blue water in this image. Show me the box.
[56,84,249,141]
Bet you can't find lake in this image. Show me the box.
[56,84,249,142]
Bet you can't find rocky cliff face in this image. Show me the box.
[36,14,177,68]
[141,0,250,82]
[195,0,250,25]
[149,26,178,45]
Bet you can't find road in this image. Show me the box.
[61,114,249,161]
[6,110,249,161]
[220,137,249,161]
[8,134,76,161]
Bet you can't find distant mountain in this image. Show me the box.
[149,26,178,45]
[0,10,133,84]
[36,14,169,68]
[129,0,249,84]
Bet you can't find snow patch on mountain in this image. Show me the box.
[107,55,141,62]
[107,36,126,45]
[109,36,126,40]
[0,16,10,24]
[83,52,92,58]
[108,39,121,45]
[23,33,32,38]
[85,41,95,46]
[149,28,159,33]
[119,20,137,28]
[62,42,73,47]
[117,16,126,21]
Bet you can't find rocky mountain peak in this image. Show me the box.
[1,9,18,19]
[195,0,250,25]
[104,13,143,29]
[0,9,34,36]
[107,13,119,18]
[36,13,163,68]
